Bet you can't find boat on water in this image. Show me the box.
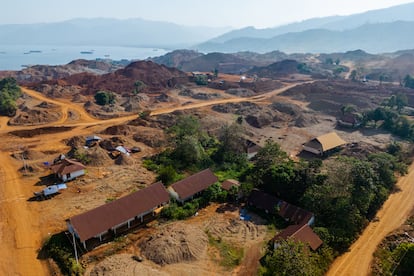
[29,50,42,53]
[80,51,93,54]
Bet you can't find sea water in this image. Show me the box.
[0,45,168,70]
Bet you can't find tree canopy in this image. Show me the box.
[0,77,21,116]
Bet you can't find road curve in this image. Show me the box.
[327,163,414,276]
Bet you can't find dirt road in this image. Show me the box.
[0,151,48,276]
[327,163,414,276]
[0,85,298,276]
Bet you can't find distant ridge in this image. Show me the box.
[0,18,230,48]
[197,2,414,53]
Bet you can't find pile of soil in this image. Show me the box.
[248,59,301,78]
[340,142,381,159]
[140,223,208,265]
[9,109,61,125]
[9,126,73,138]
[74,146,112,167]
[205,218,266,242]
[132,128,166,147]
[89,254,168,276]
[115,154,135,166]
[51,60,188,96]
[225,88,255,97]
[65,136,86,149]
[102,125,138,136]
[11,150,46,161]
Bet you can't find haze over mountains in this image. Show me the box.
[0,2,414,54]
[0,18,230,48]
[197,2,414,53]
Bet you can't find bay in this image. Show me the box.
[0,45,168,70]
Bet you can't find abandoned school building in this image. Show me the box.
[248,189,323,250]
[50,158,86,182]
[67,182,170,249]
[168,168,218,203]
[302,131,346,156]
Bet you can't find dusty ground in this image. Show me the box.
[0,78,412,276]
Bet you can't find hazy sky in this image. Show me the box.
[4,0,414,28]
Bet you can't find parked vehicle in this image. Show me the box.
[34,184,67,200]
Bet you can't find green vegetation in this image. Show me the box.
[73,149,91,164]
[194,74,208,85]
[133,80,146,94]
[42,232,84,276]
[374,242,414,275]
[403,74,414,89]
[208,232,244,268]
[0,77,21,116]
[94,91,116,106]
[260,240,332,276]
[146,114,409,274]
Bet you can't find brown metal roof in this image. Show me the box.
[69,182,169,242]
[278,201,314,226]
[221,179,240,191]
[170,168,218,200]
[273,224,323,251]
[50,159,85,175]
[315,132,346,152]
[248,190,280,214]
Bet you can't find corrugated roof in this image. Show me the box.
[170,168,218,200]
[69,182,169,242]
[248,190,280,214]
[50,159,85,175]
[278,201,314,226]
[273,224,323,251]
[221,179,240,191]
[315,132,346,152]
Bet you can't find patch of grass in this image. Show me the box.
[207,233,244,269]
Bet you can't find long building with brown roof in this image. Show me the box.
[168,168,218,203]
[67,182,169,249]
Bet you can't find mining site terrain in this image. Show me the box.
[0,52,414,275]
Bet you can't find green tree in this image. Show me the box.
[261,240,318,276]
[350,70,358,81]
[156,165,178,185]
[0,77,21,116]
[133,80,146,94]
[403,74,414,89]
[94,91,115,105]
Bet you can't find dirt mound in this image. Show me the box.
[270,102,301,116]
[225,88,255,97]
[115,154,135,166]
[140,223,208,265]
[211,102,261,115]
[205,218,266,242]
[102,125,137,136]
[9,126,73,138]
[340,142,381,159]
[9,109,61,125]
[56,60,188,95]
[248,59,301,78]
[73,146,112,167]
[11,150,46,161]
[132,128,166,147]
[65,136,86,149]
[294,113,319,127]
[89,254,168,276]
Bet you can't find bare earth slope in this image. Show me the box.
[327,163,414,276]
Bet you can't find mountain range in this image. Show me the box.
[0,18,230,48]
[196,2,414,53]
[1,2,414,54]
